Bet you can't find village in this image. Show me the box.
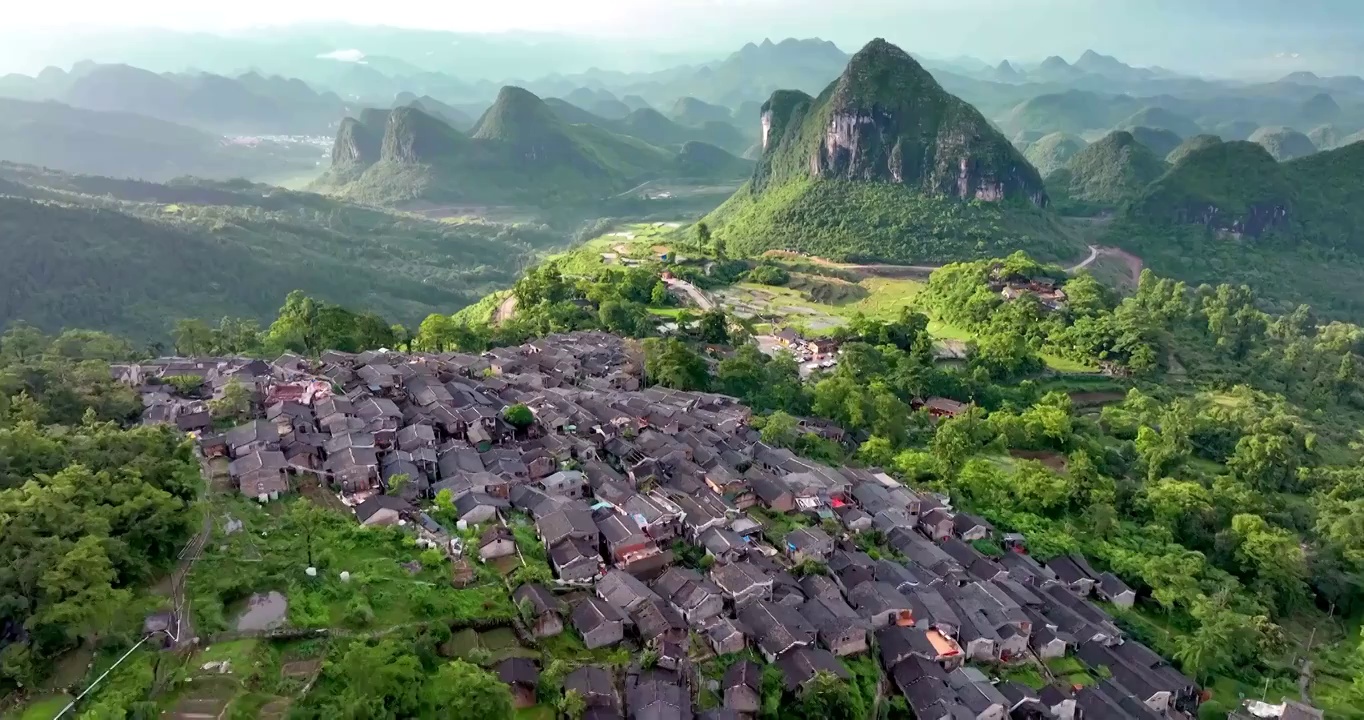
[113,331,1299,720]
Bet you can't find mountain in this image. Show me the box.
[0,163,565,339]
[1022,132,1087,177]
[704,39,1077,265]
[1117,107,1202,138]
[1248,126,1318,161]
[671,97,733,125]
[1046,130,1169,210]
[1113,140,1364,318]
[1339,129,1364,148]
[1073,50,1152,82]
[1299,93,1341,125]
[1213,120,1261,141]
[672,141,754,179]
[315,86,674,206]
[663,38,850,108]
[542,100,749,155]
[622,94,653,112]
[998,90,1143,136]
[0,62,346,135]
[994,61,1023,83]
[590,98,632,120]
[394,93,474,131]
[1126,127,1184,158]
[1166,134,1223,165]
[0,97,321,183]
[1033,56,1085,82]
[1308,125,1343,151]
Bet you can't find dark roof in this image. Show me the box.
[775,646,849,690]
[722,660,762,691]
[630,597,686,642]
[454,492,509,518]
[566,665,618,706]
[572,596,627,634]
[512,583,563,616]
[786,527,831,551]
[494,657,539,688]
[354,494,412,523]
[738,601,815,658]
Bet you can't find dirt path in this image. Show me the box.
[493,294,518,325]
[1067,245,1145,285]
[169,460,218,647]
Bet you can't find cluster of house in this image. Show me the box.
[990,270,1068,312]
[120,331,1204,720]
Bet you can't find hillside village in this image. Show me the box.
[108,330,1250,720]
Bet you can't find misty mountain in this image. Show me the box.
[0,97,323,183]
[0,62,347,136]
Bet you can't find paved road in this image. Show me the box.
[664,278,714,310]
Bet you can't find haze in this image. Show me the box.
[2,0,1361,78]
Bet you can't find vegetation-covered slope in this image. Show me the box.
[706,39,1072,263]
[1112,141,1364,318]
[0,163,565,339]
[1117,106,1203,137]
[314,87,675,206]
[1126,126,1184,159]
[1166,134,1223,165]
[1046,130,1169,210]
[672,140,754,179]
[1248,125,1318,161]
[0,97,320,183]
[1022,132,1087,176]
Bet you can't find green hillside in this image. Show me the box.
[1046,130,1169,211]
[1022,132,1087,176]
[1112,140,1364,318]
[1166,133,1223,165]
[705,39,1080,264]
[1248,125,1318,160]
[0,163,565,339]
[1117,106,1202,137]
[1127,126,1183,158]
[672,141,754,179]
[0,97,320,183]
[997,90,1141,136]
[670,96,732,125]
[313,87,675,207]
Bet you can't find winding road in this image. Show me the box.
[493,294,518,325]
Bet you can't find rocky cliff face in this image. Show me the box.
[769,39,1046,206]
[330,115,384,166]
[379,106,466,164]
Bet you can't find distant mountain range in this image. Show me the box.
[313,86,752,207]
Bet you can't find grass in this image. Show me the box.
[539,629,633,667]
[1040,352,1102,373]
[1002,665,1047,689]
[187,494,515,637]
[647,307,686,318]
[199,639,261,673]
[515,706,556,720]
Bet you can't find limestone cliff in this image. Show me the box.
[330,114,384,167]
[751,38,1047,206]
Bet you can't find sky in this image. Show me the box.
[2,0,1360,77]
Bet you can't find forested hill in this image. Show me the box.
[704,39,1077,265]
[0,163,565,340]
[1110,140,1364,320]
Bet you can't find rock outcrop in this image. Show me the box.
[330,113,385,166]
[753,39,1047,206]
[380,106,467,164]
[1126,140,1295,237]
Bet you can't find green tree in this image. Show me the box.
[426,659,513,718]
[642,338,709,391]
[209,379,253,424]
[786,670,863,720]
[503,404,535,429]
[334,639,426,718]
[558,689,586,720]
[171,318,214,356]
[698,309,731,345]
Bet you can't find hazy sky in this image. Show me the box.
[3,0,1361,76]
